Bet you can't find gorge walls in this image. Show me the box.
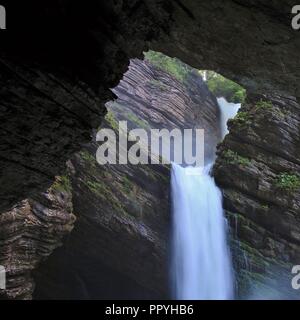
[1,0,300,212]
[33,57,221,299]
[1,1,300,300]
[214,94,300,298]
[2,53,300,300]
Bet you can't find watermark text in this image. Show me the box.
[0,5,5,29]
[96,121,204,167]
[0,265,6,290]
[292,265,300,290]
[292,5,300,30]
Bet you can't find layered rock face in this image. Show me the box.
[0,176,75,299]
[110,58,221,163]
[214,94,300,299]
[1,1,300,300]
[0,60,105,213]
[1,1,300,211]
[34,149,170,299]
[33,58,221,299]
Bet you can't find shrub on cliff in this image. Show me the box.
[275,173,300,191]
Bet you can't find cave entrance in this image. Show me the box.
[33,51,246,300]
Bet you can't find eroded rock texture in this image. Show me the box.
[214,94,300,299]
[0,176,75,299]
[1,0,300,211]
[110,58,221,163]
[1,0,300,300]
[33,58,221,299]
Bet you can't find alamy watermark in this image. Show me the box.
[292,5,300,30]
[1,5,300,31]
[0,265,6,290]
[0,5,5,29]
[291,265,300,290]
[96,121,204,168]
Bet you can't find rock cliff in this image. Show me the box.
[1,1,300,212]
[1,1,300,299]
[33,58,221,299]
[214,94,300,299]
[0,175,75,299]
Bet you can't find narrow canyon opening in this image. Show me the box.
[31,52,248,300]
[1,2,300,302]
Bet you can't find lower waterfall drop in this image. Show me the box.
[171,164,234,299]
[171,97,240,300]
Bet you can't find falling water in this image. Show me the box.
[217,97,241,138]
[171,97,240,300]
[171,164,233,299]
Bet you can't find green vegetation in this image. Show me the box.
[102,171,113,180]
[238,240,264,258]
[203,71,246,103]
[223,149,250,166]
[105,110,119,131]
[126,112,149,129]
[232,111,251,126]
[274,108,286,119]
[86,180,109,198]
[144,51,246,102]
[254,99,289,120]
[255,99,273,110]
[275,173,300,191]
[52,175,72,193]
[122,176,133,195]
[144,50,190,82]
[79,150,97,166]
[261,204,269,210]
[86,179,126,213]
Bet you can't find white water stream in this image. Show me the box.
[171,97,240,300]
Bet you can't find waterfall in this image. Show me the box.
[171,164,233,299]
[171,97,240,300]
[217,97,241,138]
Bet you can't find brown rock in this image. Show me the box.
[0,176,75,299]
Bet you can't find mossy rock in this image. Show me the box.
[223,149,250,166]
[255,99,273,110]
[51,175,72,193]
[275,173,300,191]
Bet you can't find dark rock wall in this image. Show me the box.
[0,0,169,212]
[1,1,300,300]
[0,175,75,299]
[214,94,300,299]
[34,151,170,299]
[1,0,300,211]
[33,58,221,299]
[0,63,104,212]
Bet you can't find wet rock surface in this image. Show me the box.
[214,94,300,298]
